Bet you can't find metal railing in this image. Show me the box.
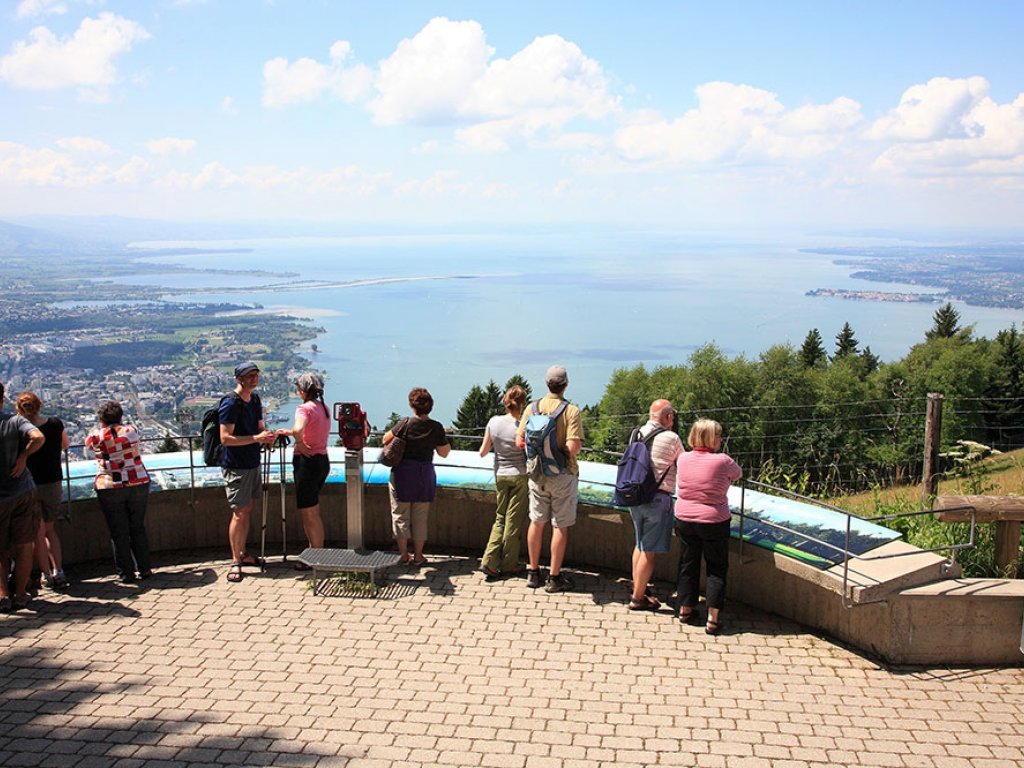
[738,479,975,608]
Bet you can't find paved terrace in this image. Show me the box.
[1,553,1022,768]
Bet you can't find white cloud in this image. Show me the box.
[368,18,618,148]
[220,96,238,116]
[0,13,150,101]
[146,137,197,156]
[370,18,493,125]
[0,140,146,187]
[614,82,862,166]
[15,0,67,19]
[261,40,372,107]
[264,17,617,152]
[872,90,1024,177]
[56,136,114,155]
[867,76,989,141]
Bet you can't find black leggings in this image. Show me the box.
[293,453,330,508]
[675,518,730,611]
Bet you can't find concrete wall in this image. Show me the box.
[58,483,1024,666]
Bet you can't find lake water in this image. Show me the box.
[124,231,1024,426]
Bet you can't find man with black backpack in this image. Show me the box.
[219,362,277,583]
[516,365,583,593]
[621,399,683,611]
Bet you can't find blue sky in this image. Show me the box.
[2,1,1023,231]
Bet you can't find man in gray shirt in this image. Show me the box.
[0,382,45,611]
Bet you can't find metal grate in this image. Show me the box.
[298,547,403,596]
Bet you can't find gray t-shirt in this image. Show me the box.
[0,411,38,501]
[486,414,527,477]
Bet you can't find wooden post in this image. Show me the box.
[934,495,1024,577]
[995,521,1021,578]
[921,393,943,503]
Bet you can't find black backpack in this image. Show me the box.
[613,426,671,506]
[201,393,243,467]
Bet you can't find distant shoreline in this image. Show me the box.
[806,288,942,303]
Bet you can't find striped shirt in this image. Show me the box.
[637,420,684,494]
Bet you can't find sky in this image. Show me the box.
[2,0,1023,232]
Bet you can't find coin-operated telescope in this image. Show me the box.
[334,402,368,451]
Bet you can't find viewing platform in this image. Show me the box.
[39,448,1024,667]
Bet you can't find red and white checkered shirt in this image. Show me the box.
[85,424,151,490]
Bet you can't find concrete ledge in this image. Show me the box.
[56,483,1024,666]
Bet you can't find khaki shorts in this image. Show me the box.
[35,481,69,523]
[389,482,429,541]
[222,467,261,510]
[528,473,578,529]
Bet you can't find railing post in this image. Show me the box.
[921,392,943,503]
[345,448,365,550]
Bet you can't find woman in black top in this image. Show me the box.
[16,392,70,591]
[381,388,451,566]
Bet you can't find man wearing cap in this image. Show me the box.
[220,362,277,583]
[0,382,45,611]
[516,365,584,593]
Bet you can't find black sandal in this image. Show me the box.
[628,596,659,611]
[705,619,722,635]
[239,553,265,567]
[226,563,244,583]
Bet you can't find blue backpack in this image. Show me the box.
[613,426,669,506]
[523,399,570,479]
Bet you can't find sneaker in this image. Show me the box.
[52,573,70,591]
[11,593,30,611]
[42,573,55,589]
[526,568,544,589]
[480,565,501,583]
[545,572,575,593]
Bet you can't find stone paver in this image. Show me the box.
[1,553,1022,768]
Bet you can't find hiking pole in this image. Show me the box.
[276,434,291,563]
[259,443,273,573]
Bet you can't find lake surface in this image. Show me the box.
[125,231,1024,426]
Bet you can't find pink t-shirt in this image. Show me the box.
[674,448,742,524]
[295,401,330,454]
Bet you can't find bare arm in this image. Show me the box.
[220,422,275,447]
[478,428,492,458]
[435,442,451,458]
[565,438,582,459]
[12,428,44,478]
[381,429,394,446]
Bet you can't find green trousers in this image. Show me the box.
[481,475,529,572]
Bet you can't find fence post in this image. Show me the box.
[921,392,943,502]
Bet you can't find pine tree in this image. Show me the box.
[926,302,962,340]
[451,385,492,449]
[503,373,533,402]
[483,380,503,419]
[834,322,859,359]
[800,329,827,368]
[861,346,880,373]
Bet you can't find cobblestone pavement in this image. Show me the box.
[1,553,1022,768]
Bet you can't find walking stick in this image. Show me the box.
[277,434,290,562]
[259,443,272,572]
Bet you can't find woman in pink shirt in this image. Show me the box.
[674,419,742,635]
[281,372,331,561]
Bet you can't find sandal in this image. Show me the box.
[678,608,700,625]
[239,553,265,567]
[226,563,244,583]
[705,619,722,635]
[627,596,659,611]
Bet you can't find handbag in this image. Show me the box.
[379,418,410,467]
